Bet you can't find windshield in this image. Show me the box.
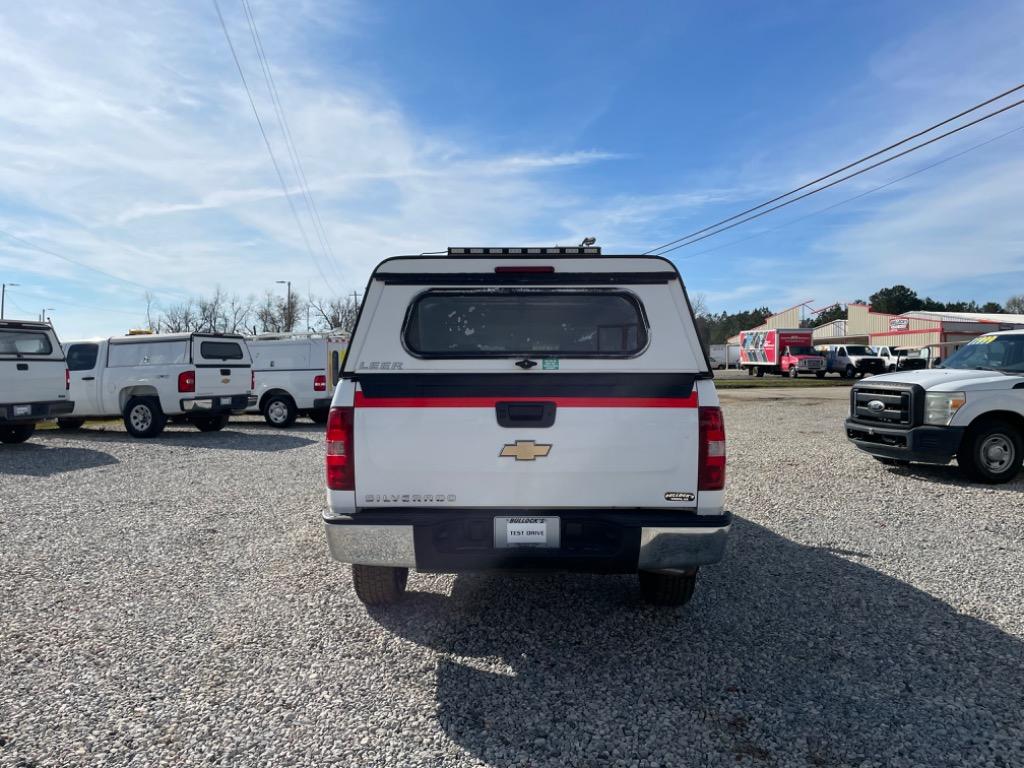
[844,346,873,356]
[788,346,817,356]
[940,335,1024,372]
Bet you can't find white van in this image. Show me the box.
[246,331,348,427]
[323,247,730,607]
[0,320,73,444]
[61,332,254,438]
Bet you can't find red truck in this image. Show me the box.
[738,328,826,378]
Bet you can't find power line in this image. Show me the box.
[240,0,345,287]
[676,122,1024,261]
[211,0,340,294]
[0,227,167,295]
[649,94,1024,256]
[646,83,1024,255]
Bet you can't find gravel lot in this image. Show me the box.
[2,394,1023,768]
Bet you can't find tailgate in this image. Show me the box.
[353,374,700,509]
[0,328,66,406]
[192,336,251,395]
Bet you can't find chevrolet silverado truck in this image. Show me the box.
[0,320,73,444]
[846,330,1024,483]
[324,246,730,607]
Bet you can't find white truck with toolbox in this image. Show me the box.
[0,320,73,444]
[246,331,348,427]
[846,330,1024,483]
[61,332,254,438]
[323,246,730,607]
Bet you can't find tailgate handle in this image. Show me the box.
[220,368,230,376]
[16,363,28,371]
[496,401,556,428]
[81,376,95,381]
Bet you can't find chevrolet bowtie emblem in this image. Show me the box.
[499,440,552,461]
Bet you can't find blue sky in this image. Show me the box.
[0,0,1022,337]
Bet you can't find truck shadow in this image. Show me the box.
[57,427,316,453]
[878,461,1024,490]
[371,517,1024,767]
[0,443,119,476]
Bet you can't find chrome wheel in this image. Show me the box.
[267,400,289,424]
[129,404,153,432]
[980,434,1015,473]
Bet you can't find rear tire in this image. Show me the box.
[309,409,329,425]
[0,424,35,444]
[56,418,85,431]
[193,413,230,432]
[788,366,799,378]
[755,367,765,378]
[123,397,166,438]
[957,421,1023,484]
[352,565,409,606]
[263,394,297,428]
[888,364,897,373]
[815,371,825,379]
[638,569,697,607]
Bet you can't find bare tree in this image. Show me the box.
[160,299,200,333]
[197,287,227,332]
[1006,294,1024,314]
[143,291,160,332]
[308,293,360,334]
[689,292,708,318]
[254,289,303,333]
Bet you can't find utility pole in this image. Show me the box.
[275,279,291,331]
[1,283,19,319]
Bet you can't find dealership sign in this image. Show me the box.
[889,318,910,331]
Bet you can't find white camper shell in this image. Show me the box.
[0,320,73,444]
[246,331,348,427]
[61,332,255,438]
[323,247,730,607]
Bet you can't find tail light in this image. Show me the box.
[65,369,70,390]
[698,406,726,491]
[313,374,327,392]
[326,406,354,490]
[178,370,196,393]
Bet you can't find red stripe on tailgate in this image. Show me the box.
[354,393,698,408]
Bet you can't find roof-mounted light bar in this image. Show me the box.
[447,246,602,256]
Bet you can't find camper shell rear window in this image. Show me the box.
[403,289,648,358]
[0,330,53,356]
[199,340,244,360]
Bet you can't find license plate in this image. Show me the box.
[494,517,560,549]
[13,404,31,416]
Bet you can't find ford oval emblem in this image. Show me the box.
[867,400,885,413]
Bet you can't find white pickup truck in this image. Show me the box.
[0,320,73,444]
[247,332,348,427]
[846,330,1024,483]
[323,247,730,608]
[61,332,254,437]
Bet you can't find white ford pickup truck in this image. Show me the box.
[846,330,1024,483]
[323,247,730,607]
[61,332,254,438]
[0,320,73,444]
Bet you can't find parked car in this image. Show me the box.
[323,246,730,608]
[846,330,1024,483]
[61,332,254,437]
[821,345,886,378]
[0,320,73,444]
[246,331,348,427]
